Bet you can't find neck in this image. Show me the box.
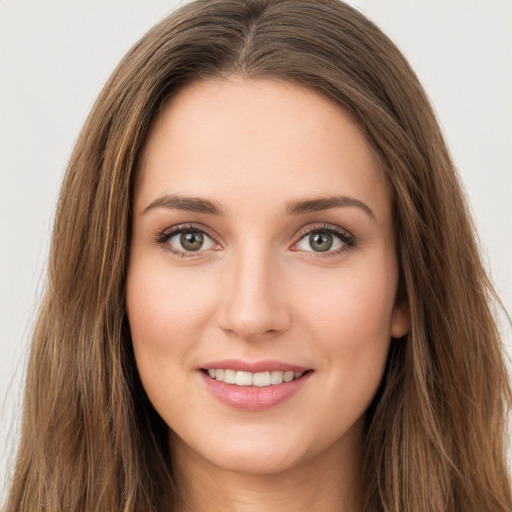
[170,430,363,512]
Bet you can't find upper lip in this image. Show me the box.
[200,359,310,373]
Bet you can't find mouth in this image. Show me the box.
[199,363,313,410]
[201,368,311,387]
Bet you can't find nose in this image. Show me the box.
[217,246,291,341]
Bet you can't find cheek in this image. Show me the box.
[126,261,217,418]
[299,262,396,340]
[295,261,396,387]
[126,264,209,394]
[127,262,213,346]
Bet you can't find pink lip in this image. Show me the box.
[201,359,309,373]
[198,360,313,411]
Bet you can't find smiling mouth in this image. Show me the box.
[201,369,311,387]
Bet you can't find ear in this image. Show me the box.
[390,298,410,339]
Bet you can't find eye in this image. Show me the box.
[157,225,218,256]
[292,225,355,255]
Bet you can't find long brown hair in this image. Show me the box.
[6,1,511,510]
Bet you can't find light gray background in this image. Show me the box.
[1,0,511,500]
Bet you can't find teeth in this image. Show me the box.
[270,371,284,385]
[283,371,294,382]
[253,372,271,387]
[235,371,253,386]
[206,369,305,387]
[224,369,236,384]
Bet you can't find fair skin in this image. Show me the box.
[126,76,409,512]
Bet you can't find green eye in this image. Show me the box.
[163,228,216,253]
[294,226,354,255]
[308,232,333,252]
[180,231,205,251]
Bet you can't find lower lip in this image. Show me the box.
[199,371,312,411]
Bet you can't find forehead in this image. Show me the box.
[135,76,390,223]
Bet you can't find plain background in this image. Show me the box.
[1,0,511,500]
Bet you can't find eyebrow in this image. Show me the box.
[143,193,375,219]
[284,195,375,219]
[143,194,225,215]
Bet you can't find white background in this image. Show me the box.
[1,0,511,500]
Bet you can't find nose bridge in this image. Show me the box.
[219,242,289,340]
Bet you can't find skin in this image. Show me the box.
[126,76,409,512]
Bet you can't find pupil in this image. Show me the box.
[181,231,203,251]
[310,232,333,252]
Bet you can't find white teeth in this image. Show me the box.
[235,371,253,386]
[224,369,236,384]
[253,371,271,387]
[206,368,307,387]
[283,371,294,382]
[270,371,284,385]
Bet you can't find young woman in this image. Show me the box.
[5,0,511,510]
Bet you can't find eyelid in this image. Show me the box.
[156,223,222,257]
[290,223,356,256]
[156,222,356,258]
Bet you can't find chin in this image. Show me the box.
[173,425,313,476]
[207,444,304,476]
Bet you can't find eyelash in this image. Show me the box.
[156,223,217,259]
[156,223,356,259]
[293,223,356,258]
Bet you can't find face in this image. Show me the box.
[127,77,409,476]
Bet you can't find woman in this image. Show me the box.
[5,0,511,510]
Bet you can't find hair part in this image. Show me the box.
[6,1,511,510]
